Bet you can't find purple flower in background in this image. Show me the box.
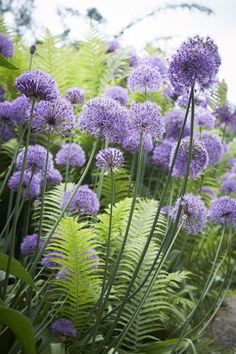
[199,132,224,167]
[16,144,54,174]
[0,101,13,128]
[28,99,76,136]
[84,248,99,270]
[214,104,233,124]
[151,139,175,170]
[168,35,221,93]
[20,234,44,256]
[164,108,190,139]
[163,84,180,101]
[65,87,85,105]
[96,148,124,173]
[62,185,99,215]
[170,194,208,235]
[79,97,130,143]
[209,196,236,226]
[46,168,62,187]
[15,70,59,101]
[221,177,236,195]
[41,251,63,269]
[228,157,236,167]
[0,33,14,58]
[142,55,168,79]
[130,101,164,140]
[177,89,211,108]
[195,107,215,129]
[130,53,140,67]
[8,170,42,199]
[0,84,5,102]
[51,319,77,338]
[11,95,30,126]
[104,86,128,106]
[170,137,208,178]
[122,129,153,153]
[55,143,86,167]
[199,187,217,199]
[127,65,162,93]
[106,39,120,53]
[0,126,15,142]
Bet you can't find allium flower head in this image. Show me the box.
[142,55,168,78]
[104,86,128,106]
[168,35,221,92]
[29,99,76,136]
[214,104,234,124]
[62,185,99,215]
[221,178,236,195]
[16,144,54,174]
[51,319,77,338]
[170,194,208,235]
[0,101,13,127]
[209,196,236,226]
[163,84,180,101]
[199,187,217,199]
[177,89,211,108]
[165,108,190,139]
[170,137,208,178]
[41,251,63,269]
[0,33,14,58]
[20,234,44,256]
[195,107,215,129]
[65,87,85,105]
[0,126,15,142]
[151,139,175,169]
[106,39,120,53]
[199,131,223,167]
[0,84,5,102]
[96,148,124,173]
[79,97,130,143]
[122,130,153,153]
[130,101,164,140]
[228,157,236,168]
[130,53,140,67]
[15,70,59,101]
[47,168,62,187]
[11,95,30,126]
[55,143,86,167]
[127,65,162,93]
[8,170,42,199]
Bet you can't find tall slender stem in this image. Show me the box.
[64,135,72,192]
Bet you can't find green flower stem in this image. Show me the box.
[2,100,35,300]
[171,226,226,354]
[96,139,109,200]
[222,122,227,142]
[128,153,137,196]
[64,135,72,192]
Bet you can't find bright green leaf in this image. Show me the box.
[0,54,19,70]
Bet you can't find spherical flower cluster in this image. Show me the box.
[199,187,217,199]
[8,170,42,199]
[122,130,153,153]
[55,143,86,167]
[151,139,175,170]
[0,101,15,141]
[199,132,224,167]
[104,86,128,106]
[78,97,130,143]
[130,53,140,67]
[142,55,168,78]
[15,70,59,101]
[163,84,180,101]
[130,101,164,141]
[220,173,236,195]
[11,95,30,126]
[177,89,211,108]
[106,39,120,53]
[228,157,236,167]
[170,194,208,235]
[168,35,221,93]
[28,99,76,136]
[209,196,236,226]
[0,84,5,102]
[164,108,190,139]
[46,168,63,187]
[16,144,54,174]
[170,137,208,178]
[0,126,15,142]
[214,104,233,124]
[62,185,99,215]
[127,65,162,93]
[51,319,77,338]
[195,107,215,129]
[0,33,14,58]
[65,87,85,105]
[96,148,124,174]
[41,251,63,269]
[20,234,44,256]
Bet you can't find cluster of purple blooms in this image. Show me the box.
[56,143,86,167]
[62,185,99,215]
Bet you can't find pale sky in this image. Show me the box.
[8,0,236,102]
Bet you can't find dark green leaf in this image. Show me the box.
[0,54,19,70]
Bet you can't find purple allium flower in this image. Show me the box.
[28,99,76,136]
[11,95,30,126]
[51,318,77,338]
[0,84,5,102]
[130,101,164,140]
[62,185,99,215]
[55,266,70,281]
[84,248,99,270]
[170,137,208,178]
[142,55,168,79]
[177,89,211,108]
[168,35,221,93]
[104,86,128,106]
[79,97,130,143]
[0,101,13,128]
[20,234,44,256]
[8,170,42,199]
[47,168,62,187]
[228,157,236,167]
[214,104,233,124]
[199,132,223,167]
[163,84,180,101]
[209,196,236,226]
[0,33,14,58]
[55,143,86,167]
[151,139,175,169]
[15,70,59,101]
[161,205,171,215]
[122,130,153,153]
[195,107,215,129]
[41,251,63,269]
[106,39,120,53]
[96,148,124,173]
[16,144,54,174]
[130,53,140,67]
[170,194,208,234]
[164,108,190,139]
[65,87,85,105]
[221,177,236,195]
[127,65,162,93]
[0,126,15,142]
